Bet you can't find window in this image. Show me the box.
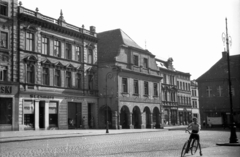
[192,99,197,108]
[170,76,174,85]
[0,32,8,48]
[0,3,8,16]
[144,81,149,95]
[76,73,81,89]
[66,71,72,87]
[164,91,168,101]
[163,74,166,84]
[54,40,61,57]
[177,81,179,89]
[153,83,158,96]
[88,74,93,90]
[143,58,148,68]
[0,66,7,81]
[65,43,72,60]
[88,49,93,64]
[0,98,12,124]
[26,32,34,51]
[42,67,49,85]
[41,37,49,55]
[180,82,182,89]
[27,64,34,84]
[49,102,58,127]
[133,80,139,94]
[133,55,139,66]
[76,46,81,62]
[54,69,61,86]
[122,78,128,93]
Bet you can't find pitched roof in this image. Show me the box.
[197,53,240,81]
[97,29,146,62]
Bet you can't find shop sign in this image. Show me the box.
[171,107,178,110]
[30,94,54,99]
[0,86,12,94]
[24,101,34,114]
[65,96,83,101]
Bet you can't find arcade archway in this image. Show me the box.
[120,105,130,129]
[132,106,141,129]
[143,107,151,128]
[153,107,160,128]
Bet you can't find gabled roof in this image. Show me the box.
[98,29,149,62]
[197,53,240,81]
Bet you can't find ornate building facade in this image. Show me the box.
[0,0,99,131]
[98,29,162,129]
[0,0,19,131]
[191,80,200,123]
[156,58,178,125]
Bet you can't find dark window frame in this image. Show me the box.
[66,71,72,88]
[153,83,158,96]
[41,36,49,55]
[0,31,8,48]
[0,3,8,16]
[54,69,61,87]
[54,40,61,57]
[42,67,49,85]
[133,55,139,66]
[144,81,149,95]
[65,43,72,60]
[133,79,139,94]
[26,32,34,51]
[122,78,128,93]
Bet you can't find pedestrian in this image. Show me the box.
[203,120,206,128]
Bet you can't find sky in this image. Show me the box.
[20,0,240,80]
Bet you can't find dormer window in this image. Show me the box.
[0,3,8,16]
[143,58,148,68]
[133,55,139,66]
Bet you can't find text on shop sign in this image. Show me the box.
[0,86,12,94]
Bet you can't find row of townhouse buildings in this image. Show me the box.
[0,0,200,131]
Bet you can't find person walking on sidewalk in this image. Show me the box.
[185,117,203,156]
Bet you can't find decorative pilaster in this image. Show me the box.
[129,112,133,129]
[44,101,49,130]
[150,113,154,129]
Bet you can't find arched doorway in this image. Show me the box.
[120,105,130,129]
[153,107,160,128]
[99,105,112,129]
[143,107,151,128]
[132,106,141,129]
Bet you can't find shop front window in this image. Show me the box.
[24,100,34,129]
[0,98,12,124]
[49,102,58,127]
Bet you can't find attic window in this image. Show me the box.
[0,3,8,16]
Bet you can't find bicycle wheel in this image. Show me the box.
[191,139,199,155]
[181,141,188,157]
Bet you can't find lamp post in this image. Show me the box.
[105,72,114,133]
[222,18,238,143]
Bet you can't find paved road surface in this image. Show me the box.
[0,130,239,157]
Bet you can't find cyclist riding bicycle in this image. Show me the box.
[185,117,203,156]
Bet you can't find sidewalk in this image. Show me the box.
[0,128,168,143]
[0,125,189,143]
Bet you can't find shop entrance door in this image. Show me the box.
[68,102,82,129]
[39,101,45,129]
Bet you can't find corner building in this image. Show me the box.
[17,4,98,130]
[0,0,19,131]
[98,29,162,129]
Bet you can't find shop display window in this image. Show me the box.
[49,102,58,127]
[0,98,12,124]
[24,100,34,129]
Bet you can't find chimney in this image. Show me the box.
[222,51,227,58]
[90,26,96,34]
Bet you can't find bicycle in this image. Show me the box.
[181,130,199,157]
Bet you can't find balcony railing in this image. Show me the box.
[19,6,96,37]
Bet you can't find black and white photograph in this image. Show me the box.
[0,0,240,156]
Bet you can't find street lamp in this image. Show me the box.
[222,18,238,143]
[105,71,114,133]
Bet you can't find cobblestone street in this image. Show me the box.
[1,130,240,157]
